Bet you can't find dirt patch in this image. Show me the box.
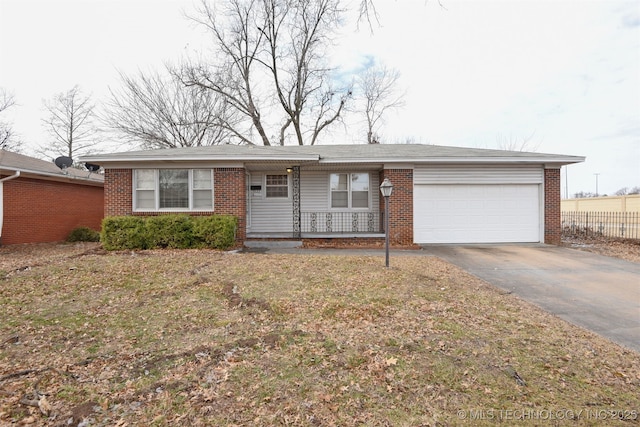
[68,401,99,427]
[562,236,640,263]
[220,282,272,312]
[0,242,103,273]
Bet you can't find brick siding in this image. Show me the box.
[380,169,414,246]
[544,168,561,245]
[2,176,104,245]
[104,169,132,217]
[213,168,246,241]
[102,166,559,248]
[104,167,246,242]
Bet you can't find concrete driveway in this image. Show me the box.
[421,244,640,353]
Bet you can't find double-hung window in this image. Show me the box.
[330,173,370,209]
[134,169,213,211]
[265,174,289,198]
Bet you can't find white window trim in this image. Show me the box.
[263,174,291,199]
[328,172,371,210]
[133,169,214,212]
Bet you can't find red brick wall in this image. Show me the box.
[380,169,413,246]
[103,167,246,242]
[213,168,246,241]
[104,169,132,217]
[544,168,561,245]
[2,177,104,245]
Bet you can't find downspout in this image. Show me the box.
[0,171,21,245]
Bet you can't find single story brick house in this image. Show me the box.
[0,150,104,245]
[80,144,584,247]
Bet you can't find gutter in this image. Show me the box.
[79,154,321,163]
[0,171,21,244]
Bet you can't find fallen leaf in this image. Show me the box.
[38,395,52,416]
[319,393,333,402]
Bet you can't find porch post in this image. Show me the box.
[292,166,301,238]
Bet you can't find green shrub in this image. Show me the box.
[101,216,148,250]
[193,215,237,249]
[101,214,238,251]
[67,226,101,242]
[145,214,194,249]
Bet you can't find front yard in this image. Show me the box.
[1,243,638,426]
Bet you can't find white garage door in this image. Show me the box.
[414,184,540,243]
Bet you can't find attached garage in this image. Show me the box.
[83,144,585,247]
[413,165,543,244]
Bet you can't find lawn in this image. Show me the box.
[1,243,638,426]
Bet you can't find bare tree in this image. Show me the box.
[496,132,540,152]
[0,88,21,151]
[40,85,100,162]
[616,186,640,195]
[181,0,351,146]
[573,191,600,198]
[104,68,233,149]
[355,63,404,144]
[357,0,446,32]
[356,0,379,31]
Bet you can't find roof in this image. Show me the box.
[0,150,104,185]
[79,143,585,167]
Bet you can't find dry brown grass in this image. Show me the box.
[0,243,638,426]
[562,236,640,263]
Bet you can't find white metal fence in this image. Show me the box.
[301,211,383,234]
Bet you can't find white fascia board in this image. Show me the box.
[1,166,103,185]
[128,161,245,169]
[323,156,585,165]
[419,156,586,164]
[79,153,320,164]
[80,152,585,167]
[544,160,585,168]
[382,163,414,170]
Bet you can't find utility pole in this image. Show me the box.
[594,173,600,197]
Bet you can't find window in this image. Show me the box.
[330,173,369,209]
[193,169,214,209]
[265,174,289,198]
[134,169,213,211]
[159,169,188,208]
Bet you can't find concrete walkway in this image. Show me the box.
[244,243,640,352]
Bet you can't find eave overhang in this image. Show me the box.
[0,166,104,187]
[79,145,585,169]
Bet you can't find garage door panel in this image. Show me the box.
[414,184,540,243]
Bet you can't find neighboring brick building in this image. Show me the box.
[0,150,104,245]
[82,144,584,247]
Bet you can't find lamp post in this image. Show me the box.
[379,178,394,268]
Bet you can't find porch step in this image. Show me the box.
[244,240,303,249]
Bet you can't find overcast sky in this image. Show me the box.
[1,0,638,197]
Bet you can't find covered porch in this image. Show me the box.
[246,163,387,239]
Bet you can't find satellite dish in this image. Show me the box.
[85,163,101,172]
[54,156,73,170]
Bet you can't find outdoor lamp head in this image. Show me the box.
[380,178,393,197]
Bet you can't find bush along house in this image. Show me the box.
[80,144,584,248]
